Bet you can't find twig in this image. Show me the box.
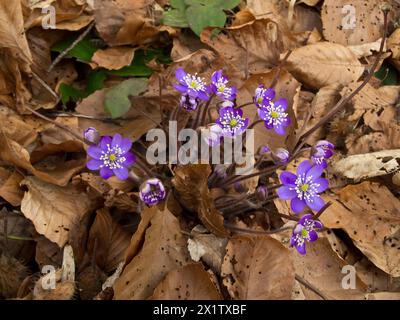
[32,72,59,100]
[224,223,293,235]
[295,274,330,300]
[47,21,95,72]
[315,201,332,219]
[24,104,87,144]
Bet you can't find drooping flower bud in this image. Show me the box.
[139,178,166,206]
[272,148,290,164]
[84,127,100,144]
[255,186,268,201]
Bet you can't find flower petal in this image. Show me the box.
[123,152,136,166]
[280,171,297,185]
[275,98,288,111]
[313,220,324,229]
[174,84,188,93]
[87,146,102,159]
[296,242,306,255]
[313,177,329,193]
[100,167,113,179]
[175,68,186,82]
[197,91,209,101]
[308,230,318,242]
[257,108,268,121]
[86,159,102,170]
[297,160,312,176]
[306,165,324,180]
[274,124,286,136]
[291,198,306,213]
[299,214,313,225]
[120,138,132,153]
[112,133,122,148]
[305,195,325,212]
[277,186,297,200]
[113,167,129,180]
[264,88,276,101]
[100,136,112,150]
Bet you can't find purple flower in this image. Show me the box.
[290,214,323,255]
[86,134,135,180]
[139,178,166,206]
[254,85,275,107]
[210,69,237,101]
[311,140,335,169]
[277,160,329,214]
[216,106,249,138]
[180,94,200,111]
[272,148,290,164]
[174,68,209,101]
[258,98,290,135]
[84,127,100,144]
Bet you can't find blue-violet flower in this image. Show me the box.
[290,214,323,255]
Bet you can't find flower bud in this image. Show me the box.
[256,186,268,201]
[84,127,100,144]
[272,148,290,164]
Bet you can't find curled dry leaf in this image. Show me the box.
[149,263,223,300]
[172,164,229,237]
[187,225,228,274]
[20,176,95,247]
[87,208,131,273]
[321,182,400,277]
[0,168,24,206]
[113,206,190,300]
[221,235,295,300]
[283,42,364,89]
[321,0,400,46]
[0,131,86,187]
[333,149,400,182]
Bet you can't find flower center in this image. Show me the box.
[184,74,205,92]
[229,119,238,127]
[300,184,309,192]
[218,85,225,92]
[257,97,263,104]
[100,144,126,170]
[109,154,117,161]
[271,111,279,119]
[301,228,308,237]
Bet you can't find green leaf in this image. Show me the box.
[163,9,190,28]
[215,0,241,9]
[85,70,107,95]
[52,37,98,62]
[171,0,186,11]
[374,63,398,86]
[59,83,84,104]
[104,78,148,118]
[186,5,226,36]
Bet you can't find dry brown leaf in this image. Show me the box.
[333,149,400,182]
[20,176,95,247]
[149,263,223,300]
[94,0,171,46]
[246,0,322,33]
[200,19,293,77]
[187,225,227,274]
[283,42,364,89]
[0,168,24,206]
[0,254,29,299]
[87,208,131,273]
[0,131,86,187]
[172,165,229,237]
[321,182,400,277]
[91,47,135,70]
[113,206,190,299]
[321,0,400,46]
[221,235,295,299]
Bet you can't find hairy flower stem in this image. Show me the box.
[224,223,293,235]
[292,10,389,156]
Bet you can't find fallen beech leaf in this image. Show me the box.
[91,47,135,70]
[20,176,95,247]
[365,292,400,300]
[284,42,364,89]
[321,182,400,277]
[149,263,223,300]
[172,165,229,237]
[201,19,291,77]
[113,206,190,299]
[0,254,29,299]
[321,0,400,45]
[221,235,295,299]
[348,39,384,59]
[77,264,107,300]
[0,131,86,187]
[333,149,400,182]
[87,208,131,273]
[0,107,37,146]
[0,168,24,206]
